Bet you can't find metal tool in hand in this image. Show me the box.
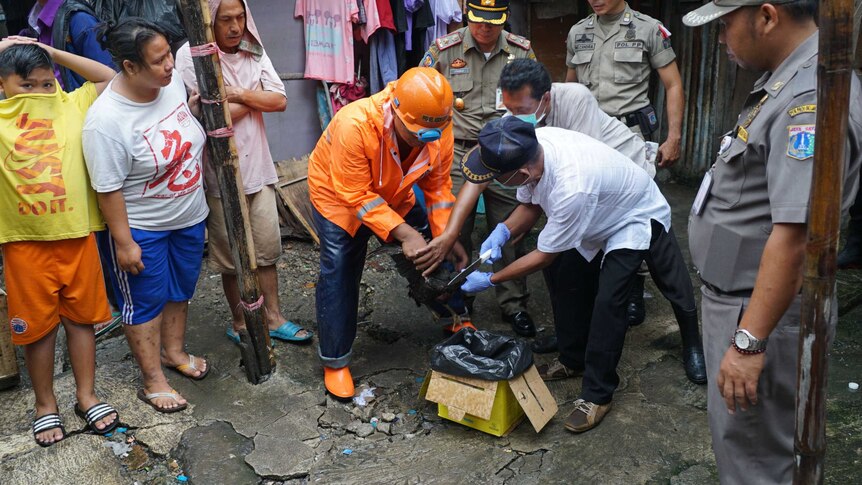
[445,249,493,290]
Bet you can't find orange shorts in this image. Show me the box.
[2,234,111,345]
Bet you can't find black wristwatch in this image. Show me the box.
[732,329,768,355]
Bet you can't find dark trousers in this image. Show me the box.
[313,204,466,368]
[545,220,696,404]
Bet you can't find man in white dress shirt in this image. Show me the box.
[459,117,699,433]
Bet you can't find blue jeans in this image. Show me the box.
[313,204,466,368]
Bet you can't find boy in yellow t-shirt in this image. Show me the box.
[0,37,116,447]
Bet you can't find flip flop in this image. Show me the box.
[136,389,188,414]
[270,321,313,343]
[166,354,209,381]
[75,402,119,435]
[226,326,241,344]
[33,413,66,447]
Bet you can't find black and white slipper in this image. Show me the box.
[33,413,66,447]
[75,402,119,435]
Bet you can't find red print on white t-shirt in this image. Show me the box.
[142,103,203,198]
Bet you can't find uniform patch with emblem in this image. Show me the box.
[625,26,636,40]
[615,41,644,49]
[787,125,815,160]
[10,317,27,334]
[421,52,436,67]
[451,58,466,68]
[577,33,594,43]
[788,104,816,117]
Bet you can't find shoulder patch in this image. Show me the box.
[421,51,437,68]
[788,104,816,117]
[787,124,816,160]
[436,32,463,51]
[506,33,531,51]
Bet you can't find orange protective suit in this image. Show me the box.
[308,83,456,241]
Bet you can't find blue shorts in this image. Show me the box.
[97,221,205,325]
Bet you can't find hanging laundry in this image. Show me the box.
[424,0,461,50]
[329,78,368,114]
[295,0,360,84]
[369,29,398,93]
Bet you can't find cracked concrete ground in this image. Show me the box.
[1,183,860,484]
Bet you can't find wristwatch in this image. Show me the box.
[732,329,768,354]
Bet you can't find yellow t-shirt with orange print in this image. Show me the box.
[0,81,104,243]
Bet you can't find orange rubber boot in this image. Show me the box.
[443,314,476,335]
[324,366,355,399]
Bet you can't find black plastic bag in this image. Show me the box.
[93,0,186,45]
[430,329,533,381]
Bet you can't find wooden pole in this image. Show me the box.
[795,1,854,481]
[0,289,20,390]
[178,0,274,384]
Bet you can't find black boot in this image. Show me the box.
[627,274,646,327]
[838,220,862,269]
[673,307,707,384]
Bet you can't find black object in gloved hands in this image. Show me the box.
[430,329,533,381]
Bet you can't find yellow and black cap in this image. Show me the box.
[467,0,509,25]
[461,117,538,184]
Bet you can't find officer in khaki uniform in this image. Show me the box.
[565,0,686,328]
[421,0,538,336]
[684,2,862,483]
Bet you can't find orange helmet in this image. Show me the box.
[392,67,453,134]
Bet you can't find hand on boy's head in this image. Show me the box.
[0,36,49,56]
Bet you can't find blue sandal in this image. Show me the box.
[270,321,313,342]
[226,327,241,344]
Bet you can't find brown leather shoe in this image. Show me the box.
[537,358,583,381]
[564,399,612,433]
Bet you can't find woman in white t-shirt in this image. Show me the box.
[83,18,210,414]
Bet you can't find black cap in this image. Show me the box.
[466,0,509,25]
[461,117,538,184]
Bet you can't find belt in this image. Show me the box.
[454,139,477,150]
[617,112,641,129]
[699,276,753,298]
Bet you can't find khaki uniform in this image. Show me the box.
[565,3,675,119]
[422,27,535,315]
[688,32,862,484]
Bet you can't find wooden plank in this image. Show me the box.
[274,157,319,245]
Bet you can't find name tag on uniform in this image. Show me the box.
[496,88,505,111]
[614,41,644,49]
[575,43,595,50]
[450,67,470,76]
[691,170,713,216]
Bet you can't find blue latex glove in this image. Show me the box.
[461,271,495,293]
[480,223,511,263]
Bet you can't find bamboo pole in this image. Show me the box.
[0,289,20,390]
[795,1,854,481]
[178,0,275,384]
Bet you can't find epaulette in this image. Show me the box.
[575,15,593,27]
[506,33,531,51]
[436,31,464,51]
